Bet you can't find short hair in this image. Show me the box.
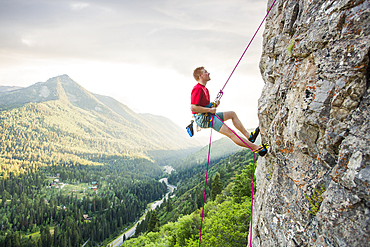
[193,67,204,81]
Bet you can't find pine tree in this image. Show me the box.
[147,210,160,233]
[166,197,173,212]
[211,173,222,201]
[46,225,52,247]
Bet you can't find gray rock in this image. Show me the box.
[251,0,370,246]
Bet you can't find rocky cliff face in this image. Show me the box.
[252,0,369,246]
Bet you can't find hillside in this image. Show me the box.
[165,148,254,220]
[165,137,242,194]
[0,75,201,174]
[0,86,22,93]
[171,137,241,170]
[123,149,257,246]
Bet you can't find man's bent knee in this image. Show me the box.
[223,111,237,121]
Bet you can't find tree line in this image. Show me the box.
[0,161,167,247]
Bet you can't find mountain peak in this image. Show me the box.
[0,75,201,152]
[0,75,98,110]
[42,74,77,88]
[0,76,64,107]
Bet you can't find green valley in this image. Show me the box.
[0,75,254,247]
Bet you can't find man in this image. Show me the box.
[190,66,268,156]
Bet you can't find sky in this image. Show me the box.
[0,0,269,141]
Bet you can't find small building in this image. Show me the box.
[83,214,91,220]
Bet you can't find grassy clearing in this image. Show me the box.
[43,176,108,200]
[62,183,90,198]
[24,226,55,240]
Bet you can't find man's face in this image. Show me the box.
[200,69,211,81]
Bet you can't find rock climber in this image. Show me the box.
[190,66,268,156]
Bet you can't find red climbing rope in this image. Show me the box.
[198,117,215,247]
[198,115,257,247]
[215,0,278,104]
[198,1,277,246]
[213,115,257,246]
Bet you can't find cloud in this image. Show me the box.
[70,2,90,11]
[0,0,267,73]
[21,38,34,46]
[0,0,269,129]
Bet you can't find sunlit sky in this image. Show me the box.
[0,0,269,140]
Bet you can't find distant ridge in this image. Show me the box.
[0,85,23,93]
[0,75,202,160]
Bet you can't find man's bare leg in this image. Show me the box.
[222,111,251,140]
[218,124,260,150]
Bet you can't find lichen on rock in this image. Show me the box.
[252,0,370,246]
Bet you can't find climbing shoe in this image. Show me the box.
[253,143,269,157]
[249,127,260,143]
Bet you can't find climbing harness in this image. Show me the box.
[187,102,217,135]
[197,1,277,246]
[197,103,216,129]
[195,112,214,129]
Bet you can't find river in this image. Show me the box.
[108,177,177,247]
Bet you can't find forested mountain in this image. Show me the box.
[0,74,200,151]
[0,75,204,246]
[0,75,253,247]
[0,86,22,93]
[0,75,201,176]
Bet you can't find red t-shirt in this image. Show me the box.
[191,83,210,114]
